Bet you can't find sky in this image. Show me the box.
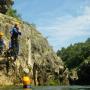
[13,0,90,51]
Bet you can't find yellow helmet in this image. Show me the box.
[0,32,4,36]
[14,21,20,26]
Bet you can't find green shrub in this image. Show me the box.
[48,80,59,86]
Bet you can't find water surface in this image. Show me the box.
[1,86,90,90]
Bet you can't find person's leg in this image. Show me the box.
[0,47,3,55]
[14,40,19,55]
[16,41,19,55]
[11,39,14,49]
[10,39,15,56]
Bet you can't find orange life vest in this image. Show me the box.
[22,76,31,85]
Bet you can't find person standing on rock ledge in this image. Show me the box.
[9,23,21,57]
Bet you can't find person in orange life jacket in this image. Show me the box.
[22,68,32,89]
[0,32,6,54]
[10,24,21,55]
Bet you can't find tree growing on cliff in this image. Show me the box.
[6,7,21,19]
[0,0,21,19]
[0,0,14,14]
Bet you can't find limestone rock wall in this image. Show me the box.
[0,13,69,85]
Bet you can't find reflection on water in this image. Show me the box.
[0,86,90,90]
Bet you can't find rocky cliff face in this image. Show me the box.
[0,13,69,85]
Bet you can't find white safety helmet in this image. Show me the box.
[23,68,29,74]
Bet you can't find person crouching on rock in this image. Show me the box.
[0,32,6,55]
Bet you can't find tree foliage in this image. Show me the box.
[57,38,90,69]
[0,0,21,19]
[77,56,90,85]
[0,0,14,14]
[6,7,21,19]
